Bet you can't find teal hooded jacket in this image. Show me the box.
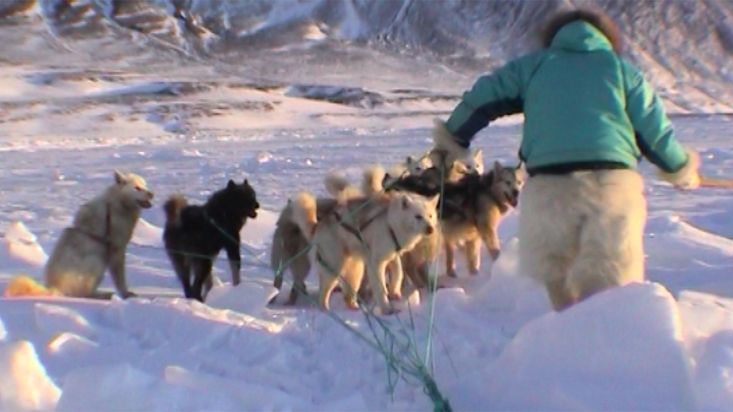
[445,20,689,175]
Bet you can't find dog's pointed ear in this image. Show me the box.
[114,170,126,184]
[428,194,440,209]
[454,162,468,174]
[244,178,250,187]
[515,161,527,180]
[473,149,483,163]
[493,160,502,173]
[227,179,236,189]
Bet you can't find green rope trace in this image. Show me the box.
[423,160,446,372]
[275,263,452,412]
[360,299,453,412]
[309,150,451,411]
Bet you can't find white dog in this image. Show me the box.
[45,171,154,299]
[292,189,438,313]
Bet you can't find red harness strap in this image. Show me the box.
[699,176,733,189]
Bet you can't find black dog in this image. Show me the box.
[163,179,259,301]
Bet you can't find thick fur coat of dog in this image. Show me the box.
[360,165,441,291]
[163,179,259,302]
[291,190,438,313]
[382,160,523,279]
[270,196,339,305]
[441,160,522,277]
[45,171,154,299]
[392,150,486,281]
[5,275,61,297]
[270,156,440,305]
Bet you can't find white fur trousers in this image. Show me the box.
[518,169,647,309]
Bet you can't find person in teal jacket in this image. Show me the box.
[432,9,701,310]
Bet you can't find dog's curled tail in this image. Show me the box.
[4,275,60,297]
[163,195,187,224]
[324,172,360,201]
[362,165,386,196]
[291,192,318,240]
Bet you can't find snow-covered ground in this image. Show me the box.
[2,103,733,410]
[2,1,733,410]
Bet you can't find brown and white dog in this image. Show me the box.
[377,160,523,280]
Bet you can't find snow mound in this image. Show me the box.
[0,340,61,411]
[131,218,163,247]
[240,209,277,247]
[35,303,96,340]
[56,363,219,412]
[1,221,47,271]
[163,364,307,411]
[450,282,696,411]
[47,332,99,355]
[678,291,733,410]
[206,279,279,314]
[674,216,733,255]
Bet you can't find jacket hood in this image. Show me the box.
[550,20,613,52]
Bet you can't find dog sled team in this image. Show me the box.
[270,145,523,313]
[5,142,523,316]
[5,9,703,314]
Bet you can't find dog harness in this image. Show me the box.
[315,206,404,276]
[333,208,403,253]
[69,202,112,257]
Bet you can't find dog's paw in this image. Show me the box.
[489,249,501,261]
[388,292,402,302]
[375,305,400,316]
[446,269,458,278]
[344,298,360,311]
[268,293,280,305]
[120,291,137,299]
[92,291,115,300]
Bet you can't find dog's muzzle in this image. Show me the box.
[249,202,260,218]
[425,225,434,235]
[506,189,519,208]
[138,195,153,209]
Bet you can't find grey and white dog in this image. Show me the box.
[45,171,153,299]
